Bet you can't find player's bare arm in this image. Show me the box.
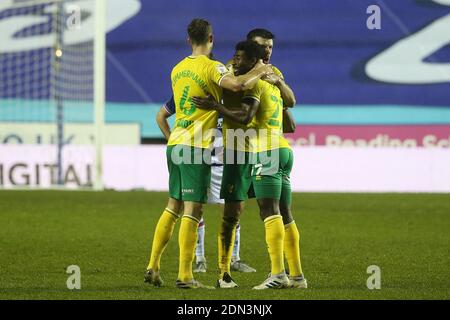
[220,61,272,92]
[277,78,296,108]
[155,106,172,141]
[282,108,296,133]
[192,96,259,125]
[262,72,296,108]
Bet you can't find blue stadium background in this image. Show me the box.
[1,0,450,139]
[107,0,450,106]
[107,0,450,138]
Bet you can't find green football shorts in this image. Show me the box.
[251,148,293,205]
[166,145,211,203]
[220,149,255,201]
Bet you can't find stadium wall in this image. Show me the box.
[1,1,450,192]
[1,145,449,193]
[2,102,450,142]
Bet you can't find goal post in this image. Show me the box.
[94,0,106,191]
[0,0,106,190]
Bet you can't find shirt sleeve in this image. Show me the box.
[163,96,175,115]
[243,81,263,102]
[225,60,235,76]
[271,65,284,79]
[209,61,231,86]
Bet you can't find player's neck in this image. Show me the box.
[190,45,211,58]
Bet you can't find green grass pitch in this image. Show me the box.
[0,191,449,300]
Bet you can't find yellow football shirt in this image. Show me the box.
[226,60,283,79]
[271,65,284,79]
[243,79,291,152]
[222,63,285,151]
[221,90,251,151]
[168,55,230,148]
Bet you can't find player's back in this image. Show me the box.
[169,55,229,148]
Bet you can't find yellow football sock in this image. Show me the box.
[178,215,199,282]
[217,216,238,277]
[264,215,285,275]
[284,221,303,277]
[147,208,179,271]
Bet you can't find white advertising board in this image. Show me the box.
[0,122,140,145]
[1,145,449,192]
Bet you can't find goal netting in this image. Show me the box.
[0,0,105,189]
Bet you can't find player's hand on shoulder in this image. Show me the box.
[261,72,281,85]
[254,59,265,68]
[253,60,273,76]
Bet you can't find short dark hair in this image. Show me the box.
[235,40,265,61]
[187,18,212,45]
[246,28,275,41]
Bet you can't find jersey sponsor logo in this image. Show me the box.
[175,119,194,129]
[0,0,141,53]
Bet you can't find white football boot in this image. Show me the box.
[252,271,290,290]
[289,275,308,289]
[217,272,238,288]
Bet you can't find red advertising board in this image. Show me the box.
[285,125,450,148]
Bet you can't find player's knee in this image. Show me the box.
[257,198,280,220]
[223,215,239,226]
[279,205,293,224]
[224,201,243,219]
[259,207,280,221]
[183,201,204,220]
[167,197,183,215]
[281,214,294,225]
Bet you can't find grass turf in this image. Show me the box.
[0,191,449,300]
